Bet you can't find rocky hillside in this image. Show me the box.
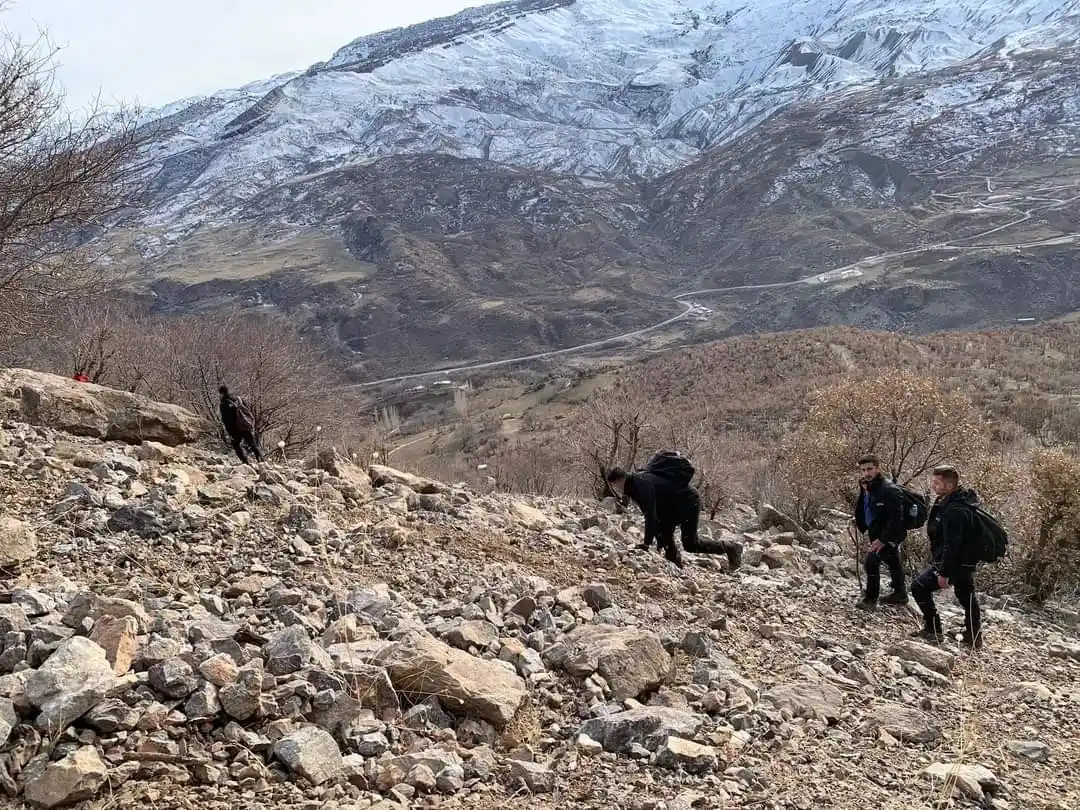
[0,378,1078,809]
[93,1,1080,378]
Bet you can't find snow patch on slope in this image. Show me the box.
[134,0,1080,229]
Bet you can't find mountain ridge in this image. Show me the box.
[98,0,1080,379]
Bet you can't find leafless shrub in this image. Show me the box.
[0,26,142,354]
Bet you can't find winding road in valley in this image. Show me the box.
[351,278,811,389]
[348,191,1080,392]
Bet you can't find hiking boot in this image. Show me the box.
[636,542,652,551]
[910,627,944,644]
[855,599,877,612]
[666,553,685,569]
[881,591,909,606]
[961,630,984,650]
[725,542,744,571]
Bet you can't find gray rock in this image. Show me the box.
[579,707,705,754]
[509,759,555,793]
[920,763,1001,801]
[654,736,719,773]
[860,703,942,744]
[148,658,198,699]
[582,583,614,611]
[444,620,498,651]
[84,698,140,733]
[183,681,221,720]
[0,697,15,746]
[219,659,264,721]
[25,637,118,733]
[887,641,956,675]
[11,589,53,617]
[24,746,108,808]
[0,604,29,634]
[273,725,344,785]
[1007,739,1050,762]
[548,625,671,701]
[0,515,38,567]
[763,681,844,723]
[264,625,333,675]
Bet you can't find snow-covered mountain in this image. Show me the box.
[138,0,1078,228]
[114,0,1080,378]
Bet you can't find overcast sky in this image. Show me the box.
[2,0,477,111]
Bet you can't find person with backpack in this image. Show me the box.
[219,384,263,466]
[910,465,989,648]
[605,451,743,571]
[854,454,912,611]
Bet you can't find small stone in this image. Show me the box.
[199,653,239,687]
[508,759,555,793]
[273,726,344,785]
[887,641,955,675]
[148,658,198,699]
[0,515,38,567]
[89,615,140,676]
[407,764,437,793]
[220,660,264,721]
[577,733,603,755]
[1006,739,1050,762]
[263,625,333,675]
[921,763,1000,801]
[655,736,719,774]
[183,681,221,721]
[582,583,613,610]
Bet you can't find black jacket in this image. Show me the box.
[927,487,980,578]
[854,475,906,546]
[623,472,700,543]
[219,394,251,437]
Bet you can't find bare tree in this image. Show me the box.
[0,25,142,353]
[577,375,653,498]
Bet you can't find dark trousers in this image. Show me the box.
[655,507,734,564]
[230,430,263,463]
[864,543,906,601]
[911,566,981,637]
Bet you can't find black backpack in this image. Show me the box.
[968,503,1009,563]
[896,484,929,531]
[644,450,695,485]
[231,396,256,433]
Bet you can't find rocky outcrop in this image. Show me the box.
[0,368,204,446]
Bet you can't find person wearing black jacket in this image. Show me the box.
[854,454,908,610]
[910,465,983,647]
[605,466,742,571]
[219,385,263,465]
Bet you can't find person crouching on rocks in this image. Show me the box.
[605,452,742,571]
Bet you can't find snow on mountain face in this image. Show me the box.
[139,0,1078,228]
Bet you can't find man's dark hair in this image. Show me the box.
[858,454,881,467]
[605,467,627,483]
[219,385,229,396]
[932,465,960,486]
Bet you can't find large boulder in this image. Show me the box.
[25,637,119,733]
[547,625,671,700]
[24,746,109,808]
[0,368,204,446]
[377,632,527,729]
